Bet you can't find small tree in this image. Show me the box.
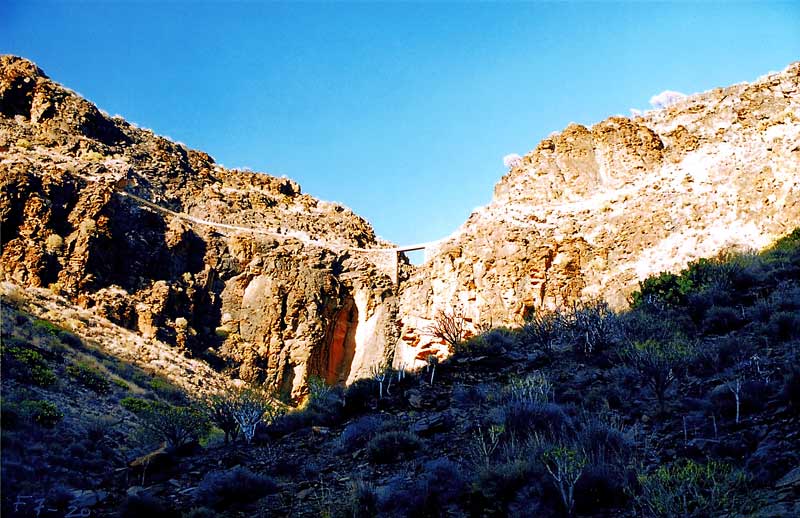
[506,371,552,403]
[469,424,504,468]
[426,308,466,352]
[540,444,587,516]
[202,391,240,444]
[623,340,693,413]
[427,354,439,385]
[564,300,622,357]
[370,364,388,399]
[230,386,280,443]
[307,375,335,403]
[727,377,743,424]
[395,361,407,382]
[519,309,565,352]
[137,401,212,449]
[202,383,281,445]
[722,353,766,425]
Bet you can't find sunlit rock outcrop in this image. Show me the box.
[0,55,398,398]
[395,62,800,365]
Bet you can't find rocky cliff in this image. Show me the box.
[395,62,800,364]
[0,55,399,398]
[3,55,799,388]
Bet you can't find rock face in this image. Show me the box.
[0,55,398,399]
[395,62,800,365]
[3,55,799,386]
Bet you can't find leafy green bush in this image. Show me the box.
[149,377,188,404]
[67,362,110,393]
[2,345,56,387]
[20,400,63,428]
[136,401,212,449]
[634,460,749,517]
[630,271,694,308]
[366,430,422,463]
[120,397,155,414]
[195,466,277,510]
[32,318,63,337]
[630,253,749,311]
[112,378,130,390]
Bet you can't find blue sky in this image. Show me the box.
[3,2,799,247]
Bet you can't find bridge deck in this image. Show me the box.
[348,240,441,253]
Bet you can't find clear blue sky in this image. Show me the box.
[3,2,799,246]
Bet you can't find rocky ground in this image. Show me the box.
[3,231,798,517]
[2,54,800,516]
[118,231,800,517]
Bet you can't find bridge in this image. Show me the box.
[349,240,444,284]
[125,180,446,284]
[62,161,446,286]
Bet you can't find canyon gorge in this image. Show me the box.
[1,55,798,398]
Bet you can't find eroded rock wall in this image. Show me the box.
[4,54,799,389]
[0,55,398,399]
[396,62,800,364]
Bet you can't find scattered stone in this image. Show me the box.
[776,466,800,488]
[411,413,447,436]
[69,489,108,508]
[296,487,314,500]
[407,389,424,409]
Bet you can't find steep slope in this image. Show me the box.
[3,55,799,390]
[395,62,800,364]
[0,55,398,398]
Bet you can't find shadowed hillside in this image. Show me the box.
[3,230,798,516]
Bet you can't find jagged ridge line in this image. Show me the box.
[62,160,444,254]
